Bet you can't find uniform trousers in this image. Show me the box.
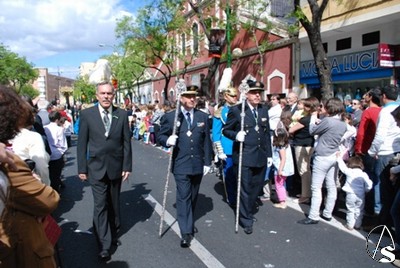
[89,173,122,251]
[236,165,267,228]
[174,173,202,236]
[223,156,236,205]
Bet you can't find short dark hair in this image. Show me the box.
[382,85,399,101]
[48,111,62,122]
[367,87,382,106]
[325,97,345,116]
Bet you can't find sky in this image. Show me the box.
[0,0,150,79]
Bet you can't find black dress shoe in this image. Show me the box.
[243,226,253,235]
[297,218,319,225]
[112,239,122,246]
[320,215,332,221]
[180,234,192,248]
[99,250,111,261]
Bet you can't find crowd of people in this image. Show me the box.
[2,79,400,266]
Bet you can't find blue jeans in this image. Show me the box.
[374,154,395,214]
[362,154,378,214]
[375,154,394,224]
[132,127,139,140]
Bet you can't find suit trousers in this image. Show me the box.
[49,156,64,191]
[174,173,203,235]
[236,165,267,228]
[89,174,122,251]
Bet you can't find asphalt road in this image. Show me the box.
[54,138,384,268]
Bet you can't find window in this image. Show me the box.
[323,42,328,53]
[362,31,380,46]
[336,37,351,51]
[181,33,186,55]
[192,23,199,54]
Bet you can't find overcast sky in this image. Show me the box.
[0,0,148,78]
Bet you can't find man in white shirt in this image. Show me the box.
[44,111,68,191]
[368,85,400,227]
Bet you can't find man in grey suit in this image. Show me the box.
[77,82,132,261]
[158,86,213,248]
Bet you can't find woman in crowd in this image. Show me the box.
[289,97,319,204]
[0,85,60,267]
[298,97,347,225]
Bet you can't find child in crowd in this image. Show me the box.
[340,113,357,161]
[290,99,305,128]
[337,153,372,230]
[130,114,140,140]
[271,123,294,209]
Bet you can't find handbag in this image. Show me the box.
[43,215,62,246]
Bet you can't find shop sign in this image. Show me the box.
[378,43,400,68]
[300,49,382,79]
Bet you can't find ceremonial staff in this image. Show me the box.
[235,79,249,233]
[159,79,186,237]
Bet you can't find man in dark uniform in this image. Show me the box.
[158,86,213,248]
[223,81,272,235]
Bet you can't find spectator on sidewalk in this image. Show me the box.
[44,111,68,192]
[0,85,60,267]
[298,97,347,225]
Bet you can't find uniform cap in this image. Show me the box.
[181,85,199,96]
[247,80,265,91]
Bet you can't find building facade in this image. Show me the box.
[32,68,75,105]
[299,0,400,99]
[148,0,295,104]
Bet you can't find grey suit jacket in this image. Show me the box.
[77,105,132,180]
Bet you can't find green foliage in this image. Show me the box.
[115,0,194,99]
[19,84,39,98]
[73,76,96,103]
[0,44,38,91]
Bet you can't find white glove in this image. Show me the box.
[235,131,246,142]
[166,134,178,146]
[203,166,211,176]
[267,157,272,167]
[218,153,227,161]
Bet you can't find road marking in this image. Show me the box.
[144,194,225,268]
[286,197,369,240]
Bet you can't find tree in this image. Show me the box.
[0,44,38,93]
[294,0,333,99]
[20,84,39,99]
[116,0,194,102]
[239,0,275,83]
[73,76,96,104]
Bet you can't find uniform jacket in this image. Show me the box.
[158,109,213,175]
[77,105,132,180]
[0,154,60,268]
[223,102,272,167]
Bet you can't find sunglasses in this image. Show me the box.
[352,102,359,105]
